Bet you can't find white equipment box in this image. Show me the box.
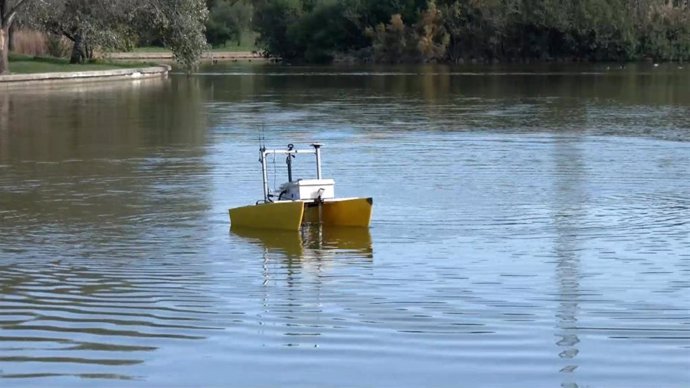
[282,179,335,200]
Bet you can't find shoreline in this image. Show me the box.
[0,65,171,86]
[107,51,268,61]
[0,50,266,86]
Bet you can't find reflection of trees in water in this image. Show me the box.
[198,64,689,140]
[0,77,209,255]
[551,130,587,388]
[0,91,9,156]
[0,77,219,379]
[0,78,206,161]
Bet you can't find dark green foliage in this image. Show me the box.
[206,1,239,46]
[437,0,689,63]
[205,0,252,47]
[253,0,690,64]
[288,2,360,63]
[253,0,433,62]
[253,0,301,59]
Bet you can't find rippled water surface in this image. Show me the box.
[1,64,689,387]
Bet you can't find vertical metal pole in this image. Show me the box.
[312,143,322,179]
[313,143,324,227]
[286,155,293,182]
[260,148,269,202]
[286,144,294,182]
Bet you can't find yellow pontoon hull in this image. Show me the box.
[229,197,372,231]
[229,201,305,231]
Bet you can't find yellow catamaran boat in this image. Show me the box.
[229,143,372,231]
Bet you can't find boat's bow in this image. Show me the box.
[229,201,305,231]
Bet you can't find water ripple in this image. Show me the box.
[1,64,688,387]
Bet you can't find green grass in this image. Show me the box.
[134,44,257,53]
[208,35,258,52]
[8,54,152,74]
[132,46,171,53]
[135,34,259,53]
[208,43,258,52]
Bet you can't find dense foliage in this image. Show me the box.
[1,0,29,74]
[3,0,688,74]
[29,0,140,64]
[205,0,252,47]
[251,0,690,63]
[1,0,208,73]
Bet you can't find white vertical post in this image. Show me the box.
[260,148,270,202]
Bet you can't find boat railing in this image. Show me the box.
[260,143,323,202]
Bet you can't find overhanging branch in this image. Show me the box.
[5,0,34,27]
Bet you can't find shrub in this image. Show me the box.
[11,29,47,56]
[46,33,71,58]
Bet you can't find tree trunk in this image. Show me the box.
[85,41,93,60]
[0,26,9,75]
[70,32,86,64]
[8,23,15,52]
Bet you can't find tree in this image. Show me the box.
[148,0,209,71]
[416,0,449,62]
[206,0,252,47]
[207,0,690,64]
[30,0,140,64]
[3,0,208,74]
[287,1,363,63]
[1,0,33,74]
[253,0,302,60]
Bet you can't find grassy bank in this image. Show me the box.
[8,54,152,74]
[136,35,258,53]
[133,44,258,54]
[135,46,259,53]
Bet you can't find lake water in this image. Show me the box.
[1,63,689,387]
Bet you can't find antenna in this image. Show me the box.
[259,124,266,152]
[259,124,269,202]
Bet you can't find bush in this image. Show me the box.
[288,1,361,63]
[253,0,690,64]
[367,2,449,64]
[253,0,302,60]
[10,29,71,58]
[46,33,71,58]
[11,29,47,56]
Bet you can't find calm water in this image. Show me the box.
[1,63,689,387]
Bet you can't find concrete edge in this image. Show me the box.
[0,65,171,86]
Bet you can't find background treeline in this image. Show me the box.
[218,0,690,63]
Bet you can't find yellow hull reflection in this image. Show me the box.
[229,197,372,231]
[231,225,372,258]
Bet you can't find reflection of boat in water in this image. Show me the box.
[231,225,373,259]
[229,143,372,231]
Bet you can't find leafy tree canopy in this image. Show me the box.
[1,0,208,72]
[252,0,690,64]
